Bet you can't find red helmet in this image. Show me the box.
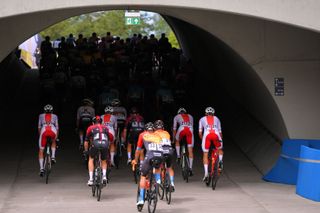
[92,116,102,124]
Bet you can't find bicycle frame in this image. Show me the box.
[206,147,220,190]
[92,149,104,201]
[44,137,52,184]
[180,137,190,182]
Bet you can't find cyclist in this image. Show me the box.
[76,99,95,149]
[173,107,194,175]
[154,120,175,191]
[132,122,163,206]
[199,107,223,182]
[101,106,117,166]
[38,104,59,176]
[111,98,127,149]
[122,107,145,165]
[84,116,110,186]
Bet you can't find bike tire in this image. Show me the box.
[158,168,165,200]
[211,159,219,190]
[183,155,189,183]
[165,173,172,205]
[92,185,96,197]
[148,182,158,213]
[45,155,51,184]
[96,167,102,201]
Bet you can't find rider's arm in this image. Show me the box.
[172,115,178,139]
[198,118,203,140]
[38,114,42,135]
[134,133,144,162]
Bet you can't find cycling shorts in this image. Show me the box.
[39,126,57,149]
[79,117,92,132]
[89,140,109,160]
[140,151,163,176]
[127,131,142,145]
[162,146,174,168]
[201,131,223,152]
[176,126,194,147]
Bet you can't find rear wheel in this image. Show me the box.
[165,173,172,204]
[182,155,189,183]
[45,155,51,184]
[96,167,102,201]
[148,182,158,213]
[136,183,144,212]
[211,159,219,190]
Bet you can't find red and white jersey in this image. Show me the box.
[173,114,193,131]
[113,106,127,123]
[199,115,222,139]
[101,114,117,131]
[38,113,59,130]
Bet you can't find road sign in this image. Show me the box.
[125,11,141,25]
[125,17,141,25]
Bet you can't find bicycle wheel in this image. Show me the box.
[158,168,165,200]
[165,173,172,204]
[182,154,189,183]
[148,180,158,213]
[96,167,102,201]
[211,159,219,190]
[45,154,51,184]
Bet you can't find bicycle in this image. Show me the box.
[91,148,106,201]
[114,123,124,168]
[43,137,52,184]
[180,137,190,183]
[158,156,172,204]
[136,157,162,213]
[205,147,222,190]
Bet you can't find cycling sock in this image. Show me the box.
[219,154,223,162]
[127,152,131,160]
[189,158,193,169]
[175,146,180,157]
[204,164,208,176]
[110,152,115,163]
[155,173,161,184]
[103,169,107,178]
[139,188,145,201]
[89,172,93,180]
[39,158,44,170]
[170,175,174,185]
[140,160,144,165]
[51,148,56,158]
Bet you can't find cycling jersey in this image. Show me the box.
[199,115,222,152]
[101,113,117,142]
[38,113,59,149]
[124,114,144,144]
[155,129,174,167]
[85,124,110,160]
[113,106,127,124]
[137,131,163,176]
[77,106,95,131]
[173,114,194,147]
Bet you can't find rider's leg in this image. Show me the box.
[102,160,107,179]
[51,139,56,159]
[127,142,132,162]
[175,139,180,158]
[154,168,161,184]
[88,156,94,181]
[38,149,44,170]
[138,176,146,203]
[110,143,115,165]
[79,130,84,146]
[203,152,209,177]
[139,149,145,164]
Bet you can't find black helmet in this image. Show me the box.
[111,99,120,106]
[154,120,164,129]
[44,104,53,113]
[92,116,102,124]
[144,122,154,131]
[82,98,94,106]
[130,107,139,114]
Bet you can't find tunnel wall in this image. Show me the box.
[166,16,283,174]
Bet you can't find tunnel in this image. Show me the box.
[1,2,320,212]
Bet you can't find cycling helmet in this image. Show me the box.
[130,107,139,114]
[154,120,164,129]
[111,98,121,107]
[82,98,94,106]
[104,106,113,113]
[205,107,215,115]
[92,115,102,124]
[44,104,53,113]
[144,122,154,131]
[177,107,187,114]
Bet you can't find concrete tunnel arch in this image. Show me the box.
[4,3,320,176]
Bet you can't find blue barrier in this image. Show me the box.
[263,139,320,184]
[296,146,320,201]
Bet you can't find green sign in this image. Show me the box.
[125,17,141,25]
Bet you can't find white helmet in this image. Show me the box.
[44,104,53,113]
[177,107,186,114]
[104,106,113,113]
[205,107,215,115]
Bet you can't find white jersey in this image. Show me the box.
[173,114,193,131]
[113,106,127,123]
[199,115,222,139]
[38,113,59,130]
[101,114,118,131]
[77,106,95,121]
